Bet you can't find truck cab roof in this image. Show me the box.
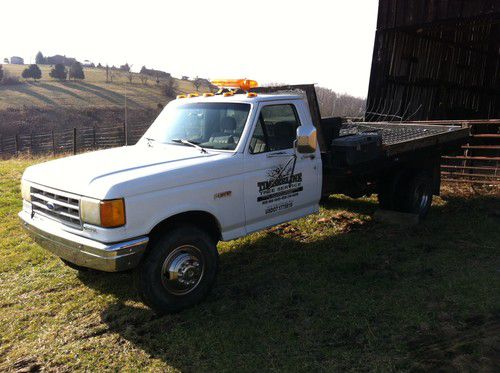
[178,92,304,104]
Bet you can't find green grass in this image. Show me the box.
[0,157,499,371]
[0,64,203,110]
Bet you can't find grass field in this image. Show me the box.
[0,157,499,371]
[0,64,202,110]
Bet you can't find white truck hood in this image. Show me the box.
[22,144,234,199]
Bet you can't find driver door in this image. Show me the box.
[243,101,321,234]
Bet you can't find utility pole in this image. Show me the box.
[124,90,128,145]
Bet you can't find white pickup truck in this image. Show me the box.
[19,83,468,314]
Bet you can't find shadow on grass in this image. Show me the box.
[37,83,90,104]
[2,84,58,106]
[64,81,143,108]
[77,194,500,371]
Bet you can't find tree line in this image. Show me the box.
[315,86,366,119]
[12,62,84,81]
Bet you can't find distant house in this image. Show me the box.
[83,60,95,67]
[140,66,171,79]
[182,76,189,80]
[46,55,77,66]
[10,56,24,65]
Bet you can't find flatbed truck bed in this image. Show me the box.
[339,121,469,156]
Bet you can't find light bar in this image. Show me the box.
[211,79,258,91]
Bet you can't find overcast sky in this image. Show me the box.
[1,0,379,97]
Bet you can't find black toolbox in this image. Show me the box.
[330,133,383,167]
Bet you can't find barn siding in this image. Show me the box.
[367,0,499,121]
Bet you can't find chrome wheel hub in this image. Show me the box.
[415,184,430,211]
[161,245,204,295]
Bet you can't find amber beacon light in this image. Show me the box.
[211,79,258,91]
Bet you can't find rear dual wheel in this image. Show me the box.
[377,171,433,218]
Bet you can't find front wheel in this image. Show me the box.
[135,225,219,314]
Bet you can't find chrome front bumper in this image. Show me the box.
[19,212,149,272]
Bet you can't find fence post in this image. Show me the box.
[15,134,19,154]
[123,122,128,146]
[73,128,77,155]
[124,94,128,146]
[30,132,33,156]
[0,135,3,156]
[51,130,55,156]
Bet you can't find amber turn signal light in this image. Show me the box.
[100,199,126,228]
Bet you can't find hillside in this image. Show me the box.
[0,64,204,110]
[0,64,210,136]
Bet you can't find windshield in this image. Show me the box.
[144,102,251,151]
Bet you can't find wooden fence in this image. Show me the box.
[438,119,500,186]
[0,122,150,158]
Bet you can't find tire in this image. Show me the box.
[135,225,219,315]
[400,172,433,218]
[377,172,403,210]
[377,185,393,210]
[61,258,91,272]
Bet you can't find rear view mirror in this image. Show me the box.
[296,126,317,153]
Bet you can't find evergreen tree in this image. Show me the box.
[69,61,85,80]
[0,65,3,82]
[49,63,67,80]
[22,64,42,81]
[35,51,46,64]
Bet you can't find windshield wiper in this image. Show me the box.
[171,139,207,154]
[145,137,157,147]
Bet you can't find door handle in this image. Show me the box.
[301,154,316,160]
[266,151,290,158]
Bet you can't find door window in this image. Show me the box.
[249,104,300,154]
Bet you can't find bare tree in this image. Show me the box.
[164,76,178,98]
[139,74,149,85]
[127,71,134,83]
[109,69,117,83]
[126,64,134,83]
[315,86,365,118]
[193,77,202,92]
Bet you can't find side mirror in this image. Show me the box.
[296,126,317,154]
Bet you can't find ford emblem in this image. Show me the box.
[46,202,55,210]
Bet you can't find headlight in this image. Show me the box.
[81,197,126,228]
[21,180,31,201]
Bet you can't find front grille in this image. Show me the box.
[30,185,81,228]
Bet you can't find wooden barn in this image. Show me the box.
[367,0,499,121]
